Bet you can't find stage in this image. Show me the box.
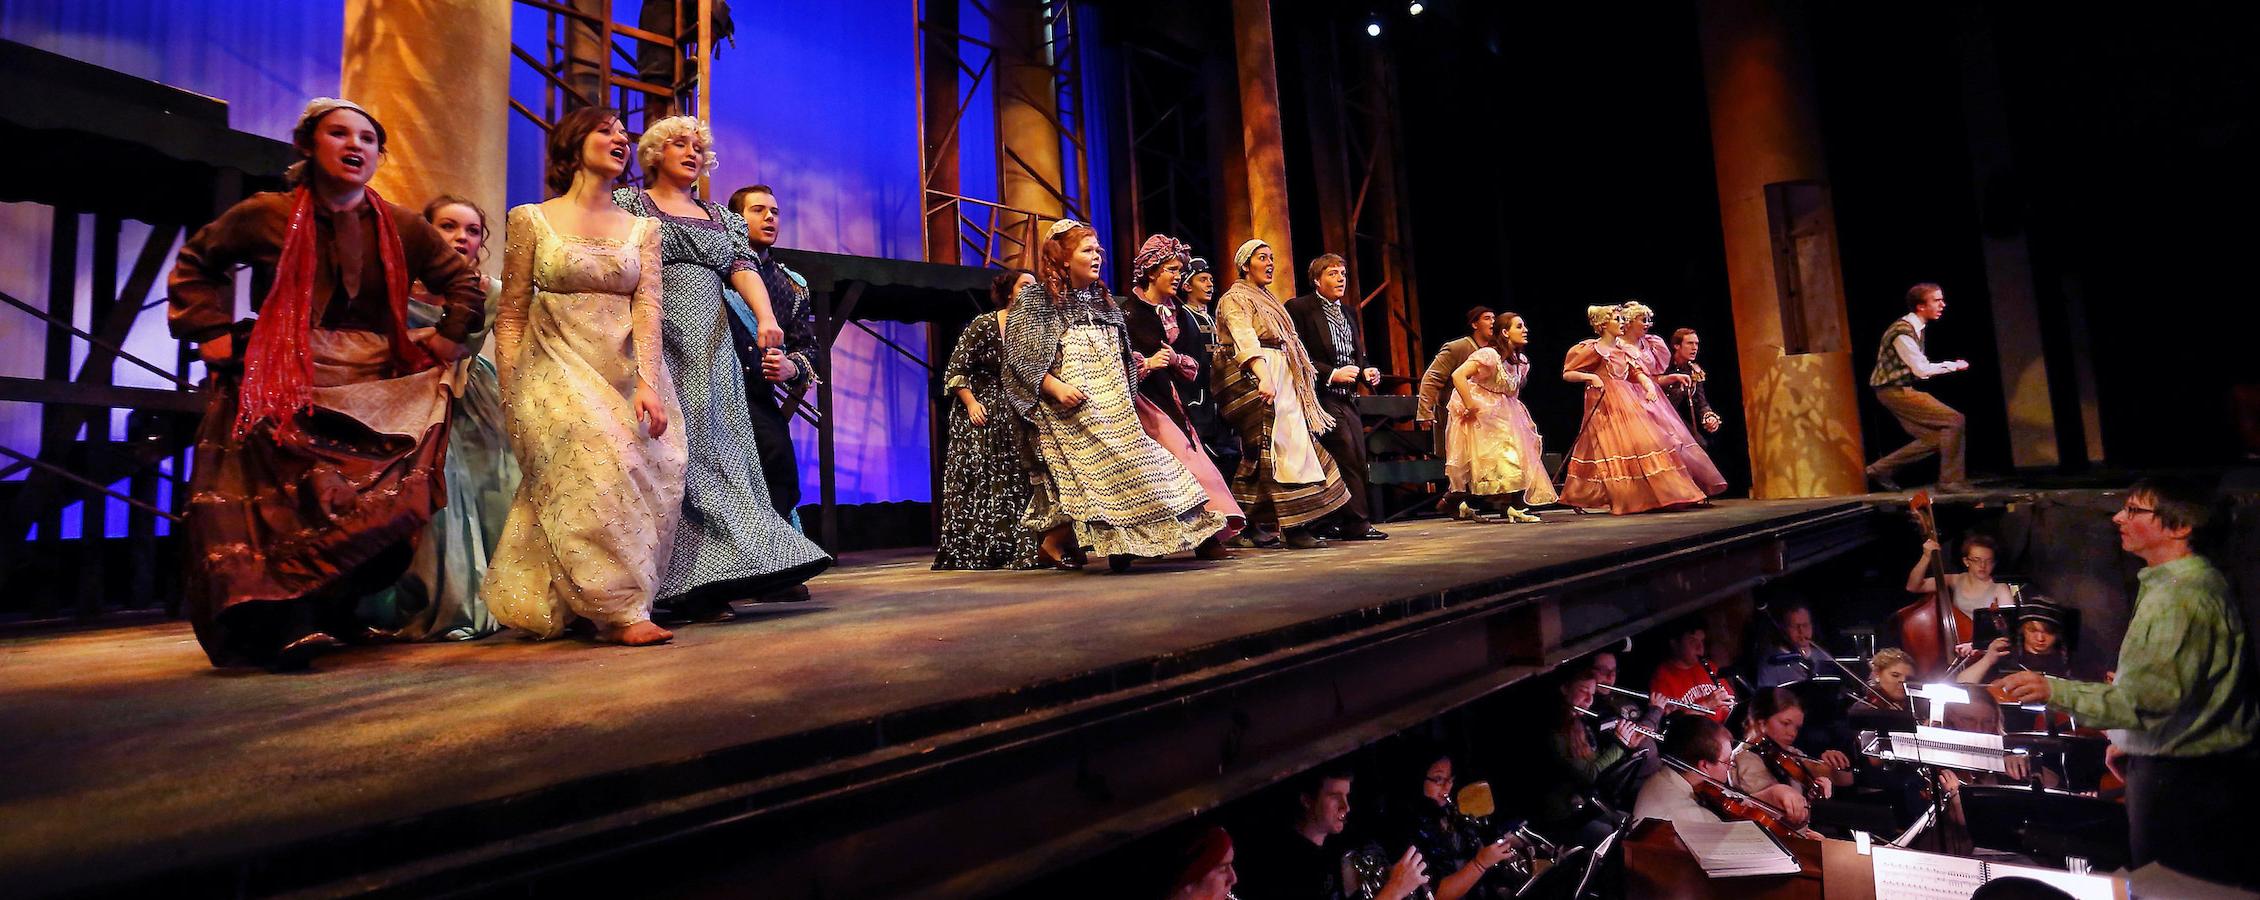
[0,499,1881,898]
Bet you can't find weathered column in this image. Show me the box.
[922,0,962,265]
[994,0,1068,268]
[1230,0,1294,293]
[1695,0,1865,497]
[341,0,512,276]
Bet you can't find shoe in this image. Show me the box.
[1454,502,1479,521]
[1283,527,1325,550]
[268,632,346,673]
[1865,468,1903,492]
[1195,536,1233,561]
[1040,535,1086,570]
[750,584,811,604]
[1108,554,1135,573]
[1333,526,1389,541]
[1507,507,1542,524]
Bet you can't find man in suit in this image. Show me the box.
[1662,327,1722,446]
[728,185,820,529]
[1416,306,1496,457]
[1288,254,1387,541]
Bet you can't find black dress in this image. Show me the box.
[933,311,1044,570]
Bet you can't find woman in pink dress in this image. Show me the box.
[1445,311,1558,522]
[1559,305,1709,514]
[1620,301,1727,495]
[1125,234,1245,545]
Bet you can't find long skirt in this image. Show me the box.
[1559,380,1707,514]
[1024,325,1224,557]
[1635,383,1727,495]
[1134,393,1245,543]
[1444,390,1559,505]
[934,386,1045,570]
[360,349,518,641]
[184,329,451,665]
[1212,347,1349,529]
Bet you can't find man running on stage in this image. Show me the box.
[1288,253,1387,541]
[1417,306,1495,459]
[1661,327,1721,446]
[1866,282,1974,493]
[1995,477,2258,888]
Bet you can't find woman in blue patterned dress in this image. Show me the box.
[615,116,831,618]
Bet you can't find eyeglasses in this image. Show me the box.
[2119,503,2158,518]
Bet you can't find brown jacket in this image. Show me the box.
[1417,335,1482,454]
[169,190,484,346]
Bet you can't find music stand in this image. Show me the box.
[1862,724,2028,849]
[1961,784,2129,871]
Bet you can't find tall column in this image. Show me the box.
[1230,0,1293,294]
[342,0,512,277]
[994,0,1068,267]
[921,0,962,265]
[1695,0,1864,498]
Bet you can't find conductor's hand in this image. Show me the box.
[1994,671,2051,704]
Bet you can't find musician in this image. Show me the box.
[1648,618,1737,723]
[1633,714,1807,828]
[1752,599,1840,690]
[1868,648,1916,711]
[1588,650,1667,757]
[1995,477,2259,888]
[1906,533,2015,616]
[2013,599,2072,677]
[1386,748,1524,900]
[1164,825,1240,900]
[1235,765,1429,900]
[1536,665,1644,842]
[1732,689,1853,830]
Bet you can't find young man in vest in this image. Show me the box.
[1866,282,1974,492]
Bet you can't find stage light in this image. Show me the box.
[1408,1,1425,14]
[1366,20,1383,37]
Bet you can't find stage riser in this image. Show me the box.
[322,507,1882,899]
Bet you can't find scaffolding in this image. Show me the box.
[916,0,1095,269]
[509,0,720,186]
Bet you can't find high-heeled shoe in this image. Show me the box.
[1506,506,1542,524]
[1108,554,1135,573]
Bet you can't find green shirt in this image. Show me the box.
[2046,554,2258,757]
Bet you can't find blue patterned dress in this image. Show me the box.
[614,189,831,605]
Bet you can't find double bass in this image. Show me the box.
[1890,491,1972,674]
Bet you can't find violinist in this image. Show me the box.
[1906,533,2015,617]
[1648,618,1737,723]
[1732,689,1853,830]
[1868,648,1916,712]
[1633,715,1808,832]
[1993,477,2259,888]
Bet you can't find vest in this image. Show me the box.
[1869,318,1921,389]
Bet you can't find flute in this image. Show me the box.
[1577,704,1667,741]
[1597,681,1721,715]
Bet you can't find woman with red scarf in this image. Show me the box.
[167,98,485,670]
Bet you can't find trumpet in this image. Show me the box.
[1596,682,1719,715]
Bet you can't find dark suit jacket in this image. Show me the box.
[1418,336,1482,455]
[1123,296,1208,434]
[1286,293,1366,401]
[1663,359,1716,447]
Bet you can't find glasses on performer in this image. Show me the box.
[2119,503,2158,518]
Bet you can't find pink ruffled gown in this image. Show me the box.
[1559,339,1708,514]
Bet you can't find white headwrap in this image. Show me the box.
[1234,239,1270,270]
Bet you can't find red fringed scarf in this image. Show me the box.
[233,185,432,440]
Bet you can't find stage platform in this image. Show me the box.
[0,498,1881,898]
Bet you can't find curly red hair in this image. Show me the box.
[1038,222,1098,301]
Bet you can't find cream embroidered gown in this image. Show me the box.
[483,205,689,636]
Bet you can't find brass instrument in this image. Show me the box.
[1454,781,1540,883]
[1343,845,1435,900]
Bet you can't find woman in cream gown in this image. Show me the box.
[483,108,688,646]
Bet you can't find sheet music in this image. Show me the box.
[1873,846,1987,900]
[1673,821,1802,877]
[1872,846,2125,900]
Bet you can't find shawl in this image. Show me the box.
[1217,280,1334,432]
[1001,280,1131,419]
[234,185,425,440]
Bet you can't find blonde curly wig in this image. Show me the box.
[636,115,719,184]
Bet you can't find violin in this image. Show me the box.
[1890,491,1974,674]
[1753,738,1834,803]
[1662,754,1813,840]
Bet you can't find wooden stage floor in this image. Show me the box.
[0,498,1871,897]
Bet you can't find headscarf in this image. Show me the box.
[1233,238,1269,270]
[1133,233,1192,285]
[1217,277,1334,432]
